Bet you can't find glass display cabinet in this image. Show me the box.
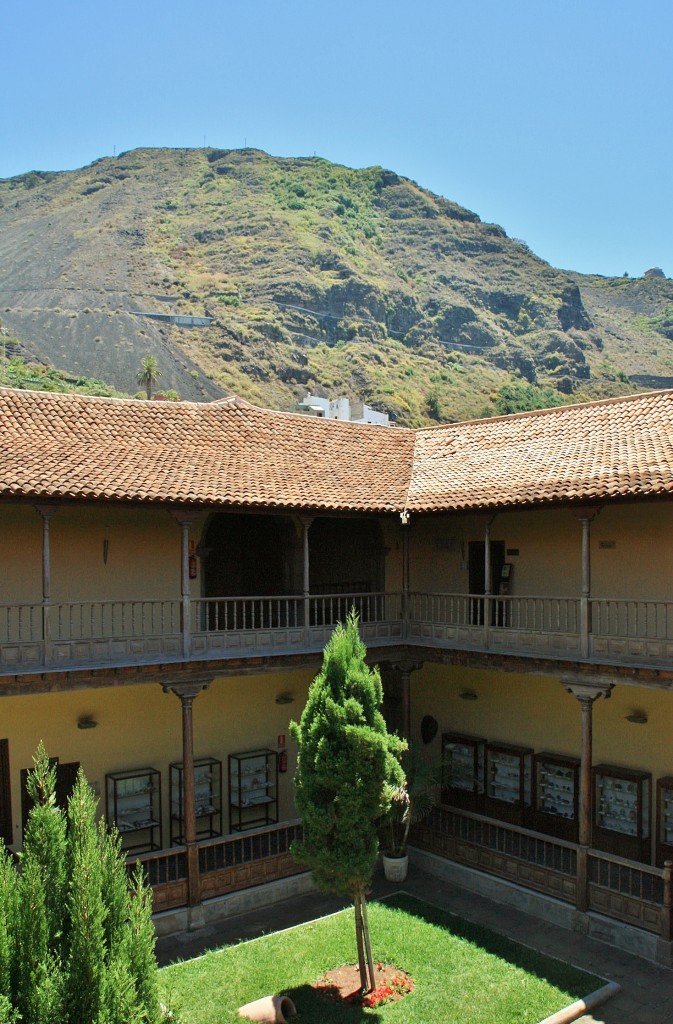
[441,732,486,812]
[530,752,580,841]
[655,776,673,866]
[170,756,222,845]
[485,742,533,824]
[106,767,162,853]
[228,749,278,832]
[592,764,651,863]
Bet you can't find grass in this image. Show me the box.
[159,894,601,1024]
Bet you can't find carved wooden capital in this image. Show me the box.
[169,510,201,528]
[162,675,213,700]
[563,680,613,703]
[389,659,424,677]
[571,506,601,522]
[34,504,59,520]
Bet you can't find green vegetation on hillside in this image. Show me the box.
[1,148,671,424]
[0,353,125,397]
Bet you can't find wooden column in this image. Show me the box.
[163,678,213,911]
[171,512,199,659]
[35,505,58,663]
[483,517,493,648]
[662,861,673,942]
[401,512,410,639]
[298,515,314,639]
[391,659,423,742]
[573,508,600,659]
[564,680,613,912]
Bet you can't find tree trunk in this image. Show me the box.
[360,892,376,993]
[353,891,369,993]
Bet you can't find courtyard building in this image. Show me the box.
[1,384,673,963]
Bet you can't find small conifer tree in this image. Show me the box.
[0,746,161,1024]
[290,611,405,992]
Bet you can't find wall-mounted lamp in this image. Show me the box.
[400,510,410,526]
[625,711,648,725]
[275,693,295,706]
[77,716,99,730]
[459,690,478,702]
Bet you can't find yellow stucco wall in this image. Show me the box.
[411,661,673,831]
[412,662,673,776]
[0,506,44,605]
[408,503,672,600]
[1,667,312,850]
[0,504,196,605]
[3,500,671,608]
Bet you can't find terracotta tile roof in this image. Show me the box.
[1,386,672,514]
[407,389,673,511]
[0,389,414,512]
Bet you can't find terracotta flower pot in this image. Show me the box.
[382,852,409,882]
[238,994,297,1023]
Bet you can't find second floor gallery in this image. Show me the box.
[1,383,673,960]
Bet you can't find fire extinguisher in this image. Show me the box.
[188,554,197,579]
[278,750,288,773]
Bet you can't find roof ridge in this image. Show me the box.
[415,386,673,433]
[401,428,421,517]
[0,386,217,409]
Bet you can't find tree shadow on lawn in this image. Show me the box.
[281,983,383,1022]
[380,892,599,997]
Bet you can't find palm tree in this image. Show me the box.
[136,355,162,400]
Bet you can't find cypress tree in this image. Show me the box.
[15,745,65,1024]
[290,611,405,991]
[125,863,160,1024]
[0,750,160,1024]
[0,849,17,1001]
[64,769,107,1024]
[22,744,67,954]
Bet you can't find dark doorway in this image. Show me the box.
[203,514,300,597]
[0,741,11,845]
[309,518,385,624]
[309,518,384,593]
[21,758,79,839]
[381,668,404,738]
[468,540,505,625]
[202,513,302,629]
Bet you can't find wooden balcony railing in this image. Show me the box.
[132,820,304,914]
[134,810,672,953]
[412,804,673,942]
[2,592,673,674]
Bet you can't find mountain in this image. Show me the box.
[1,147,672,424]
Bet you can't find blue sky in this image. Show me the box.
[3,0,672,277]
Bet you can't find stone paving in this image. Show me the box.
[156,866,673,1023]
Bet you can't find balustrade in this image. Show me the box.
[2,592,673,673]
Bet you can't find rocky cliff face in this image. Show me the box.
[0,148,671,423]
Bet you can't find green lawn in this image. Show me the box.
[159,894,601,1024]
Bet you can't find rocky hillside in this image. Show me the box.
[1,148,672,424]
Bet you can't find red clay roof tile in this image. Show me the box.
[1,387,672,514]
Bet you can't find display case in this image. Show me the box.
[228,749,278,833]
[655,777,673,866]
[106,767,161,853]
[441,732,486,812]
[530,752,580,841]
[484,742,533,824]
[170,757,222,845]
[593,764,651,863]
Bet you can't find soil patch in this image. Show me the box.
[314,963,413,1008]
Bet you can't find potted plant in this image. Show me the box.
[381,782,412,881]
[380,749,437,882]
